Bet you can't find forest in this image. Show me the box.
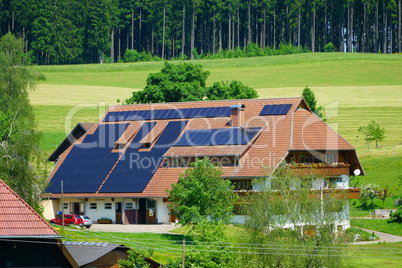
[0,0,401,65]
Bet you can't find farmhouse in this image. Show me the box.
[43,97,363,229]
[0,178,75,267]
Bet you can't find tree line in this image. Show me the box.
[1,0,401,65]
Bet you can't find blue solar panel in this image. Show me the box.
[103,107,232,122]
[45,123,128,194]
[99,121,188,193]
[259,104,292,116]
[173,127,261,147]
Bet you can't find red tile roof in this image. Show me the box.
[45,97,363,198]
[0,179,59,237]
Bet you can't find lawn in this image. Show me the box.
[350,218,402,237]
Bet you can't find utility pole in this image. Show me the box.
[61,180,64,229]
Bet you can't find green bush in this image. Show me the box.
[166,249,239,268]
[389,207,402,222]
[324,42,335,52]
[124,49,140,62]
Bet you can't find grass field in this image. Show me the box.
[350,219,402,237]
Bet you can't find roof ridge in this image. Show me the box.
[108,97,303,109]
[290,111,294,150]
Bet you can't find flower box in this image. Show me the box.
[97,218,112,224]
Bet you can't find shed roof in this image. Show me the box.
[0,179,59,237]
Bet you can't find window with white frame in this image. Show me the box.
[125,203,133,209]
[105,203,112,209]
[90,203,97,209]
[63,203,68,209]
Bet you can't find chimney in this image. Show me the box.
[230,104,245,128]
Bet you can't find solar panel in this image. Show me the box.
[45,123,128,194]
[99,121,188,193]
[173,127,261,147]
[259,104,292,116]
[103,107,232,122]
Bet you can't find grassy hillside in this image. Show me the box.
[31,53,401,193]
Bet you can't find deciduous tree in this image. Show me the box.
[0,33,45,212]
[126,61,257,104]
[357,120,386,150]
[243,167,349,267]
[166,158,237,240]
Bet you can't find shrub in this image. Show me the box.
[124,49,140,62]
[324,42,335,52]
[389,207,402,223]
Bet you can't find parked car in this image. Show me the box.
[79,215,93,228]
[50,214,83,227]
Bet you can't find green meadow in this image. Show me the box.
[32,53,402,194]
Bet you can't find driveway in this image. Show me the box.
[351,227,402,245]
[88,223,180,234]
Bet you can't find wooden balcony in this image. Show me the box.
[233,188,360,199]
[287,164,351,177]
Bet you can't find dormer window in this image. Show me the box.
[112,123,140,152]
[139,122,167,151]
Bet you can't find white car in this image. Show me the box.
[80,215,93,228]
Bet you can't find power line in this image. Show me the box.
[2,238,401,259]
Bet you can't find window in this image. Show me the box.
[233,205,247,215]
[63,203,68,209]
[231,179,252,190]
[105,203,112,209]
[125,203,133,209]
[147,199,156,209]
[324,154,336,164]
[325,177,342,188]
[90,203,97,209]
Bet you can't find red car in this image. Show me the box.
[50,214,83,227]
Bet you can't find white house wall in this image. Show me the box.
[86,198,116,222]
[157,198,170,223]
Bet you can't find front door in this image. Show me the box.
[115,202,122,224]
[73,203,80,214]
[146,199,156,224]
[139,198,147,224]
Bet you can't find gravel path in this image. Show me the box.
[88,223,180,234]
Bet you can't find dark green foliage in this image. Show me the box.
[126,61,209,104]
[0,33,45,212]
[126,62,257,104]
[301,86,325,119]
[389,207,402,223]
[1,1,399,64]
[207,80,258,100]
[166,158,237,228]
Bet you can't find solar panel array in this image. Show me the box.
[99,121,188,193]
[103,107,231,122]
[259,104,292,116]
[173,127,261,147]
[45,123,128,193]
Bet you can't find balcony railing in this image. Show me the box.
[286,163,351,176]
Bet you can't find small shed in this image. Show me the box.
[63,242,130,268]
